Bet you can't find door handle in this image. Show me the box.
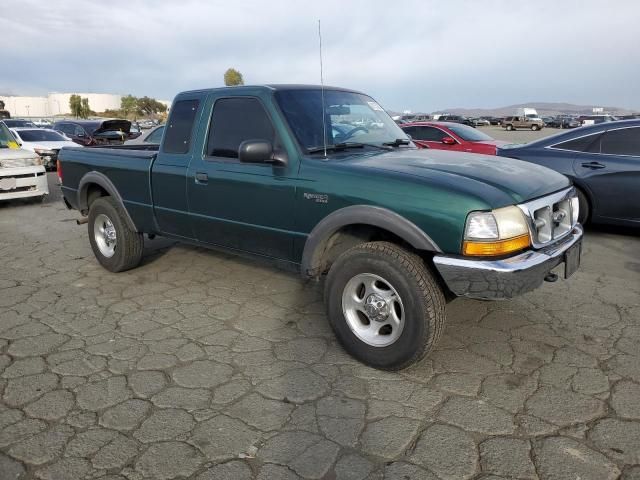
[195,172,208,183]
[581,161,605,170]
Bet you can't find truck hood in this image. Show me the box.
[345,148,570,207]
[0,147,41,167]
[22,141,79,151]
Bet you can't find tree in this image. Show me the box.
[136,96,167,117]
[224,68,244,86]
[69,94,83,118]
[81,98,91,118]
[121,94,138,118]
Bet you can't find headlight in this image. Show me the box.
[570,195,579,225]
[34,148,56,156]
[463,206,531,256]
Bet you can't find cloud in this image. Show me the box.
[1,0,639,111]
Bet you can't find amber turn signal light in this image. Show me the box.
[463,234,531,257]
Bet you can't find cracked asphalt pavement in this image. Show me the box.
[0,173,639,479]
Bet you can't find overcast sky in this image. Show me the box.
[2,0,639,112]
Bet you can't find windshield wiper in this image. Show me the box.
[307,142,392,154]
[382,138,411,147]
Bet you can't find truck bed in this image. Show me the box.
[59,145,158,232]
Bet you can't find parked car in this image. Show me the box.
[545,116,578,129]
[481,116,502,126]
[0,121,49,201]
[502,116,545,131]
[129,122,143,139]
[400,122,509,154]
[9,127,79,170]
[436,115,475,127]
[124,124,165,146]
[52,119,132,146]
[578,115,618,126]
[2,119,37,128]
[471,118,490,127]
[497,119,640,227]
[59,84,582,370]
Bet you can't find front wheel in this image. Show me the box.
[324,242,446,370]
[531,125,539,131]
[576,188,590,225]
[88,196,144,272]
[506,124,514,131]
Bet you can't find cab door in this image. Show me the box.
[151,96,203,239]
[187,94,298,260]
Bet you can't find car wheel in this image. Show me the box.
[324,241,446,370]
[531,125,539,131]
[506,124,514,131]
[576,188,590,225]
[88,196,144,272]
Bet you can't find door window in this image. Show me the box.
[206,97,275,159]
[552,133,601,153]
[163,99,200,154]
[415,126,450,142]
[600,127,640,156]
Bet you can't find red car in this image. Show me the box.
[401,121,509,155]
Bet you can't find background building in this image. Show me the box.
[0,92,122,117]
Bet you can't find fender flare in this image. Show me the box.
[300,205,441,278]
[77,171,139,232]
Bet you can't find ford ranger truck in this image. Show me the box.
[58,85,583,370]
[0,121,49,201]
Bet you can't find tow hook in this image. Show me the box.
[76,217,88,225]
[544,272,558,282]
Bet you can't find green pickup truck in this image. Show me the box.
[59,85,583,370]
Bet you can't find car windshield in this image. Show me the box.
[447,124,494,142]
[15,129,68,142]
[274,89,408,152]
[3,119,37,128]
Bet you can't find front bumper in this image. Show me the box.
[433,224,583,300]
[0,166,49,201]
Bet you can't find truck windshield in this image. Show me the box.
[274,89,409,153]
[0,122,17,148]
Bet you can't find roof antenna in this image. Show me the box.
[318,19,327,158]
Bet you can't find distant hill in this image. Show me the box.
[431,102,637,117]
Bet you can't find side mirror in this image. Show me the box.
[238,139,274,163]
[442,137,456,145]
[77,132,86,138]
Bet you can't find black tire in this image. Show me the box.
[88,196,144,272]
[506,124,514,131]
[531,125,539,131]
[324,241,446,370]
[576,188,590,225]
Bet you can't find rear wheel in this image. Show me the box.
[88,197,144,272]
[324,242,446,370]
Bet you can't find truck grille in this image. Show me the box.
[519,187,578,248]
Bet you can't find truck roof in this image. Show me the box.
[177,84,364,96]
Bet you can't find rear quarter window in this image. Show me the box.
[600,127,640,156]
[163,99,200,154]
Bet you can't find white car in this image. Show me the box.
[10,127,79,170]
[0,122,49,201]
